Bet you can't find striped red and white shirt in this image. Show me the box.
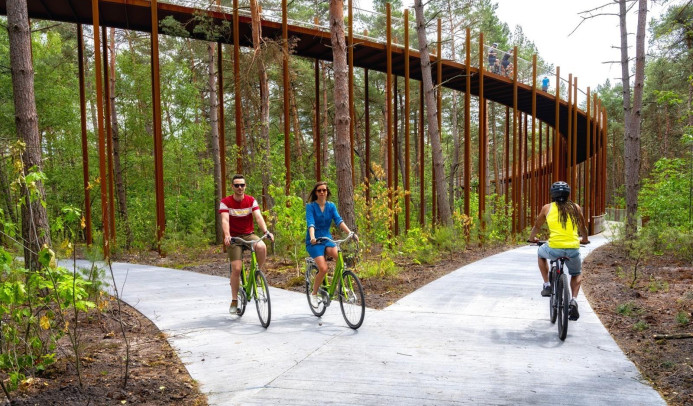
[219,195,259,236]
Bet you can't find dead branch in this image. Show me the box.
[653,333,693,340]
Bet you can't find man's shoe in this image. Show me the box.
[568,299,579,321]
[229,303,239,315]
[541,285,551,297]
[310,294,320,307]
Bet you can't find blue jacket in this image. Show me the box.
[305,201,344,245]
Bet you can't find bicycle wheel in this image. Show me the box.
[305,265,327,317]
[254,269,271,328]
[549,268,558,324]
[339,270,365,329]
[237,288,247,317]
[236,268,248,317]
[557,273,570,340]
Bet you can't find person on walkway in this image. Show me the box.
[488,43,498,74]
[305,181,357,306]
[501,50,513,77]
[220,174,274,315]
[541,76,550,92]
[528,181,589,320]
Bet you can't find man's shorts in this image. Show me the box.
[228,233,259,262]
[538,244,582,276]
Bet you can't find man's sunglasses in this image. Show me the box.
[233,183,246,188]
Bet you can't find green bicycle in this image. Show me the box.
[231,233,271,328]
[305,233,365,329]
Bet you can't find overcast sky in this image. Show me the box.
[493,0,670,92]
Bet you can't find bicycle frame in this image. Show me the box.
[240,250,260,298]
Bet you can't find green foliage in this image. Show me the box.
[638,158,692,230]
[0,246,95,392]
[616,301,640,317]
[647,275,669,293]
[675,311,689,326]
[266,185,307,272]
[632,320,650,332]
[358,252,397,279]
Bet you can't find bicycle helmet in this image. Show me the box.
[550,181,570,202]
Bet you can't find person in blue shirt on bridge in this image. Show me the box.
[542,76,550,92]
[528,181,589,320]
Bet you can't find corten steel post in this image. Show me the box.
[386,4,393,234]
[504,106,510,206]
[591,93,598,232]
[522,114,528,228]
[585,87,591,233]
[538,120,543,207]
[566,73,573,184]
[433,19,442,224]
[599,106,609,215]
[314,44,321,180]
[572,77,578,195]
[282,0,290,194]
[102,26,116,243]
[363,69,371,205]
[553,67,560,182]
[233,0,242,173]
[348,0,355,184]
[511,46,518,233]
[365,68,370,204]
[150,0,166,247]
[464,28,471,219]
[404,10,411,231]
[478,33,486,229]
[77,25,92,245]
[419,81,425,226]
[394,76,399,235]
[217,42,227,197]
[530,55,537,222]
[91,0,109,257]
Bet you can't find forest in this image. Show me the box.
[0,0,690,261]
[0,0,691,400]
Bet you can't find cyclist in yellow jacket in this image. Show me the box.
[529,181,589,320]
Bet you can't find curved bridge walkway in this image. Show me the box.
[73,232,666,405]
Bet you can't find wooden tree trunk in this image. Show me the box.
[109,27,133,249]
[414,0,452,225]
[250,0,271,208]
[7,0,51,270]
[619,0,647,238]
[207,43,224,244]
[329,0,356,229]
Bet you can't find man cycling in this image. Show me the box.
[219,174,274,315]
[528,181,589,320]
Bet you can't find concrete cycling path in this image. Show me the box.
[82,232,665,405]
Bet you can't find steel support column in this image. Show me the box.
[77,24,92,245]
[348,0,355,184]
[91,0,109,257]
[553,67,560,182]
[464,28,471,220]
[530,55,537,222]
[233,0,242,173]
[386,4,393,234]
[282,0,290,194]
[478,33,486,228]
[217,41,227,197]
[404,10,411,232]
[150,0,165,247]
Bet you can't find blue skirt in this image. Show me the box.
[306,241,336,258]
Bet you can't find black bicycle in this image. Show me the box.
[532,241,571,340]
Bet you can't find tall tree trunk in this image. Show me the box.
[7,0,51,270]
[0,151,18,225]
[249,0,271,208]
[446,1,460,211]
[620,0,647,238]
[414,0,452,225]
[321,62,330,173]
[109,28,133,249]
[329,0,356,229]
[207,43,224,244]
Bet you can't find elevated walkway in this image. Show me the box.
[72,232,664,405]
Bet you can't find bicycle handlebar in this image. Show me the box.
[230,231,272,249]
[527,240,590,247]
[314,232,356,246]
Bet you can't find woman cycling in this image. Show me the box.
[528,181,589,320]
[305,181,357,307]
